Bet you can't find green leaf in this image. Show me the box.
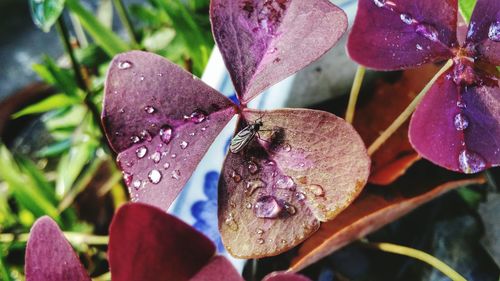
[29,0,65,32]
[129,3,171,27]
[0,145,61,223]
[188,0,209,11]
[0,251,12,281]
[143,28,176,51]
[65,0,130,56]
[36,139,72,158]
[459,0,477,23]
[12,93,80,119]
[16,157,57,205]
[35,56,79,97]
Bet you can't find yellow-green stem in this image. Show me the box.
[367,59,453,155]
[345,66,366,124]
[363,241,467,281]
[0,232,108,245]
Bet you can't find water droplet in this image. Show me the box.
[185,109,208,124]
[454,113,469,131]
[144,106,156,114]
[118,61,132,69]
[180,141,189,149]
[488,21,500,42]
[123,172,133,186]
[245,202,253,209]
[267,47,278,54]
[254,196,281,219]
[139,75,145,81]
[257,228,264,235]
[140,130,152,142]
[245,179,266,196]
[231,170,242,183]
[275,176,295,190]
[295,192,306,201]
[225,213,239,231]
[457,101,467,109]
[282,143,291,152]
[130,135,140,143]
[171,154,177,158]
[416,23,439,42]
[136,146,147,158]
[281,239,287,244]
[283,202,296,215]
[306,184,325,196]
[171,170,181,180]
[163,162,170,170]
[159,125,173,144]
[257,238,265,244]
[458,150,486,174]
[264,159,276,166]
[400,13,414,25]
[132,180,142,190]
[246,161,259,174]
[373,0,385,7]
[157,73,163,77]
[416,44,423,50]
[151,151,161,163]
[148,169,162,184]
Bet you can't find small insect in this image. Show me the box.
[229,119,264,153]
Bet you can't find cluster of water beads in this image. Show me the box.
[489,21,500,42]
[454,113,469,131]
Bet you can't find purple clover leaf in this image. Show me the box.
[103,0,370,259]
[347,0,500,174]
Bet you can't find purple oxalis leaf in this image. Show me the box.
[347,0,457,70]
[108,203,217,281]
[102,51,237,209]
[409,69,500,173]
[348,0,500,173]
[25,217,90,281]
[211,0,347,104]
[219,109,370,258]
[190,256,243,281]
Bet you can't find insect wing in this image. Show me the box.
[230,125,256,153]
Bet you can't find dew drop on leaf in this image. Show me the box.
[132,180,142,190]
[306,184,325,197]
[275,176,295,190]
[245,202,253,209]
[130,135,140,144]
[373,0,385,8]
[282,143,292,152]
[151,151,161,163]
[144,106,156,114]
[247,161,259,174]
[295,192,306,201]
[140,130,152,142]
[180,141,189,149]
[159,125,173,144]
[171,170,181,180]
[257,228,264,235]
[458,150,486,173]
[488,21,500,42]
[400,13,414,25]
[245,179,266,196]
[148,169,162,184]
[123,172,133,186]
[454,113,469,131]
[254,196,282,219]
[283,202,297,215]
[457,101,467,109]
[136,146,148,159]
[118,61,132,70]
[257,238,265,244]
[185,109,208,124]
[225,213,239,231]
[231,170,242,183]
[163,162,170,170]
[415,23,439,42]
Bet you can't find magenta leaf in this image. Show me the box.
[102,51,237,209]
[262,272,311,281]
[108,203,217,281]
[409,68,500,173]
[25,217,90,281]
[190,256,243,281]
[347,0,457,70]
[219,109,370,258]
[465,0,500,65]
[210,0,347,104]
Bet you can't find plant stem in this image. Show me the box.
[345,66,366,124]
[367,59,453,156]
[0,232,108,245]
[112,0,139,46]
[56,17,87,91]
[363,241,467,281]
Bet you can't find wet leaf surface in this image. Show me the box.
[347,0,457,70]
[289,160,485,272]
[102,51,237,209]
[466,0,500,65]
[219,109,370,258]
[25,217,91,281]
[108,203,216,281]
[211,0,347,103]
[354,64,441,184]
[409,68,500,173]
